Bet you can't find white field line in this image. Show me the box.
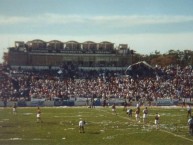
[97,108,193,142]
[160,129,193,143]
[0,138,48,141]
[103,131,145,140]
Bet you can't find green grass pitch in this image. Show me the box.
[0,106,193,145]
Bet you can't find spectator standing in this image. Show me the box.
[3,98,7,108]
[182,99,186,108]
[123,101,127,111]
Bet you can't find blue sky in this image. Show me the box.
[0,0,193,62]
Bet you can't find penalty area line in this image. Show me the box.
[160,129,193,143]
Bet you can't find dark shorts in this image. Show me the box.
[190,124,193,129]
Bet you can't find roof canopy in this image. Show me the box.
[125,61,155,78]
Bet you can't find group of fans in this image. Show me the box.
[0,64,192,104]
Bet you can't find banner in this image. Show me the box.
[156,99,173,106]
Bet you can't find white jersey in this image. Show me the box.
[36,113,40,118]
[188,118,193,125]
[79,120,85,127]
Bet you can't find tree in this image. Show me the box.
[150,55,177,66]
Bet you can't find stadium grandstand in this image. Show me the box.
[0,40,192,107]
[7,40,133,70]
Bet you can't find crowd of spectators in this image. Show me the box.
[0,63,192,104]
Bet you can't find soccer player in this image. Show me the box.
[36,107,42,123]
[143,107,148,124]
[188,116,193,135]
[79,120,86,133]
[12,103,17,115]
[112,103,117,115]
[135,107,140,122]
[187,105,192,118]
[155,113,160,129]
[127,108,133,117]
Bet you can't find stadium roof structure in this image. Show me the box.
[48,40,63,44]
[99,41,114,44]
[27,39,46,43]
[125,61,155,78]
[82,41,96,44]
[66,40,80,44]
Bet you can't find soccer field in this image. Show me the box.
[0,106,193,145]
